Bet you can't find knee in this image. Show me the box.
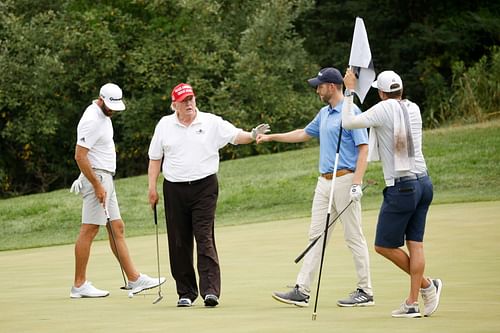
[78,225,99,240]
[107,220,125,237]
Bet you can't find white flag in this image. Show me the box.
[348,17,375,104]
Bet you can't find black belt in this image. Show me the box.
[172,174,215,185]
[394,171,428,183]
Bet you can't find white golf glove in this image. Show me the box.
[350,184,363,202]
[70,174,83,194]
[251,123,271,140]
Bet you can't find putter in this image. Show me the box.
[104,206,128,290]
[152,204,164,304]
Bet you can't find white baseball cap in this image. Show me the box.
[99,83,126,111]
[371,71,403,92]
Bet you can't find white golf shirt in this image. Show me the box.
[76,101,116,174]
[148,110,241,182]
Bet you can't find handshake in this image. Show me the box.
[251,123,271,140]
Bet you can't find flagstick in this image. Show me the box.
[312,127,343,321]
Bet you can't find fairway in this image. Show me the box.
[1,201,499,333]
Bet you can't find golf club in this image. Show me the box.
[152,204,164,304]
[104,206,128,290]
[294,182,373,264]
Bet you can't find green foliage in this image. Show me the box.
[423,46,500,126]
[296,0,500,119]
[0,0,499,196]
[216,0,319,158]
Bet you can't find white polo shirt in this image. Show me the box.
[76,101,116,173]
[148,110,241,182]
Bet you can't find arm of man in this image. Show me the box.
[350,143,369,201]
[233,130,254,145]
[342,69,373,129]
[148,159,162,208]
[74,145,106,204]
[353,144,368,185]
[256,129,311,144]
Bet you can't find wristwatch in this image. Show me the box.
[344,89,354,97]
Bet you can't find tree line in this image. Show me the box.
[0,0,498,197]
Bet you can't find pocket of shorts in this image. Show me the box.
[81,174,103,198]
[384,185,417,212]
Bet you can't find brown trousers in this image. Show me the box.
[163,174,220,301]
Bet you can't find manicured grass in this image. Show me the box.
[0,120,499,251]
[0,201,499,333]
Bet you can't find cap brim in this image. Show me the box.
[307,78,321,87]
[104,100,126,111]
[175,93,195,102]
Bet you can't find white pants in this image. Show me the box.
[296,174,373,295]
[81,170,121,225]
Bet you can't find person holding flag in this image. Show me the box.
[342,69,442,318]
[257,67,374,308]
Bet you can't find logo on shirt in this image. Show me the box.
[196,129,204,134]
[79,137,86,142]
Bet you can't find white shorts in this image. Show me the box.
[81,170,121,225]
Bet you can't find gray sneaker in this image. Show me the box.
[391,301,422,318]
[337,288,374,307]
[272,285,310,307]
[421,278,442,317]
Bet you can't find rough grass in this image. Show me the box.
[0,120,499,251]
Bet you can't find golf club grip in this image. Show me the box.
[153,205,158,225]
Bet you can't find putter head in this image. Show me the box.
[153,294,164,304]
[120,285,132,290]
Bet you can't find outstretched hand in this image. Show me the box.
[251,123,271,140]
[255,133,271,144]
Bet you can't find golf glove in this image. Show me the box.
[70,174,83,194]
[251,123,271,140]
[350,184,363,202]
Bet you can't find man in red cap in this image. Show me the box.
[147,83,270,307]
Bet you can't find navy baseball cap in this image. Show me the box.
[307,67,343,87]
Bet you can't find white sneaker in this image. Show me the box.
[128,273,166,294]
[421,278,443,316]
[391,301,422,318]
[70,281,109,298]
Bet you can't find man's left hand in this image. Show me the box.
[350,184,363,201]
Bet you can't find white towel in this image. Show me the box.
[367,127,380,162]
[394,101,415,171]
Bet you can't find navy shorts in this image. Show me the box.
[375,176,433,248]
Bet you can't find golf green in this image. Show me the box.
[1,201,499,332]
